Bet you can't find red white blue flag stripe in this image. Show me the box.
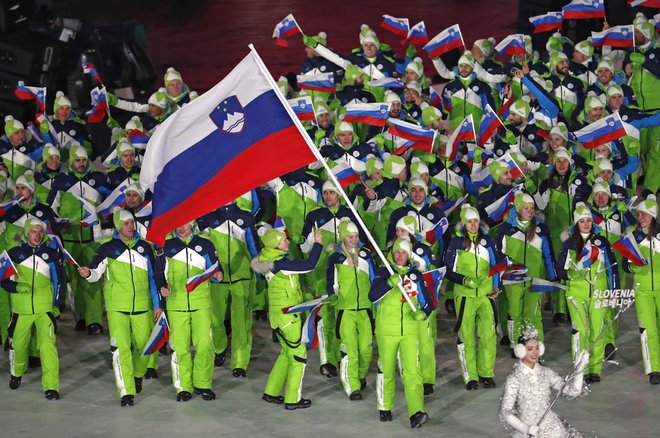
[0,250,17,281]
[489,256,511,277]
[368,77,405,89]
[612,232,648,266]
[185,261,220,293]
[329,157,361,188]
[297,72,335,92]
[381,15,409,37]
[407,21,429,45]
[82,62,103,85]
[301,303,324,348]
[387,118,436,153]
[573,112,628,149]
[86,86,109,123]
[445,114,476,161]
[283,295,328,314]
[478,104,504,146]
[14,82,46,112]
[529,12,563,33]
[423,24,464,58]
[498,152,525,180]
[344,102,390,127]
[575,241,601,270]
[288,96,316,121]
[591,25,635,48]
[485,186,522,222]
[140,50,317,246]
[562,0,605,19]
[425,217,449,245]
[272,14,302,47]
[531,278,566,293]
[142,312,170,355]
[495,34,527,56]
[422,267,446,309]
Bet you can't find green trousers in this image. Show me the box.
[337,309,373,395]
[376,334,424,416]
[0,287,10,343]
[419,310,438,385]
[636,289,660,375]
[107,310,153,397]
[169,309,214,393]
[505,282,543,348]
[566,292,607,376]
[455,295,497,383]
[8,312,58,391]
[65,241,102,325]
[641,125,660,194]
[264,312,307,404]
[210,279,253,369]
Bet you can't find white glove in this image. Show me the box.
[527,424,539,437]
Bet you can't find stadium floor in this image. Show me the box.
[0,300,657,437]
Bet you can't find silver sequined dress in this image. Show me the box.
[500,361,583,438]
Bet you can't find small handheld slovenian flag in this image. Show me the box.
[343,102,390,127]
[485,186,522,222]
[425,217,449,245]
[82,63,103,85]
[423,24,464,58]
[422,267,446,309]
[573,112,628,149]
[297,72,335,93]
[128,129,150,150]
[329,157,362,188]
[612,232,648,267]
[71,193,99,227]
[591,25,635,48]
[14,82,47,112]
[495,34,527,56]
[0,250,17,281]
[273,14,302,47]
[0,197,23,217]
[562,0,605,20]
[287,96,316,121]
[444,114,476,162]
[489,256,510,277]
[478,104,504,146]
[574,241,601,271]
[282,295,328,314]
[142,312,170,355]
[531,278,566,293]
[497,152,525,180]
[86,87,109,123]
[529,12,563,34]
[186,261,220,293]
[435,194,468,217]
[387,118,436,153]
[381,15,409,37]
[367,77,405,89]
[406,21,429,45]
[301,303,324,348]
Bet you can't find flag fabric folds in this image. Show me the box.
[185,261,220,293]
[495,34,527,56]
[531,278,566,293]
[529,12,563,33]
[297,73,336,92]
[423,24,464,58]
[406,21,429,45]
[14,82,46,112]
[343,102,390,127]
[282,295,328,314]
[142,312,170,355]
[612,232,648,266]
[273,14,302,47]
[0,250,17,281]
[288,96,316,121]
[329,157,362,188]
[562,0,606,19]
[575,241,601,271]
[591,25,635,48]
[445,114,476,161]
[478,104,504,146]
[140,50,318,246]
[573,112,628,149]
[386,118,436,153]
[381,15,409,37]
[301,303,324,348]
[86,87,109,123]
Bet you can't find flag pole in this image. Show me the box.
[248,44,418,312]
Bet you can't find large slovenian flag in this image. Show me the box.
[329,157,362,188]
[86,86,109,123]
[14,82,46,112]
[272,14,302,47]
[562,0,606,19]
[368,77,406,89]
[574,112,628,149]
[297,72,335,92]
[0,250,17,281]
[82,62,103,85]
[529,12,563,33]
[141,50,318,246]
[406,21,429,45]
[591,25,635,48]
[381,14,409,37]
[288,96,316,121]
[185,261,220,293]
[423,267,446,309]
[612,232,648,266]
[423,24,464,58]
[301,303,324,349]
[445,114,476,162]
[387,118,436,153]
[344,102,390,127]
[142,312,170,355]
[425,217,449,245]
[575,241,601,271]
[282,295,328,314]
[495,34,527,56]
[531,278,566,293]
[477,104,504,146]
[485,186,522,222]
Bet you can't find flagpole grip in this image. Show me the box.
[248,44,418,313]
